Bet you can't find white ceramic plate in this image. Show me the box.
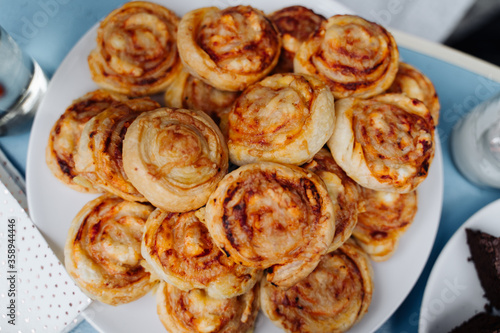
[26,1,444,332]
[419,199,500,333]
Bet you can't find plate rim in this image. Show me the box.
[418,197,500,333]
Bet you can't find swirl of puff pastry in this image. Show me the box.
[64,194,156,305]
[177,6,281,92]
[302,148,362,252]
[294,14,399,99]
[156,281,260,333]
[388,62,440,125]
[142,208,261,299]
[269,5,325,73]
[260,239,373,333]
[227,73,335,166]
[327,93,435,193]
[46,89,129,193]
[75,98,160,201]
[88,1,182,96]
[205,162,335,288]
[164,66,240,124]
[123,107,228,212]
[353,187,417,261]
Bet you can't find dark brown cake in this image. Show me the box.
[449,312,500,333]
[466,228,500,309]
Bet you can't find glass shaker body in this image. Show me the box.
[451,92,500,189]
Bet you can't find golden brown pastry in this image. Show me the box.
[88,1,182,96]
[227,73,335,166]
[141,208,261,299]
[164,66,240,124]
[123,107,228,212]
[75,98,160,201]
[327,93,435,193]
[388,62,440,125]
[353,187,418,261]
[177,6,281,92]
[156,281,260,333]
[261,239,373,333]
[205,162,335,288]
[295,14,399,99]
[269,5,325,73]
[46,89,129,193]
[64,194,156,305]
[302,148,362,252]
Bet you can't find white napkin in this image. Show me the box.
[0,149,91,332]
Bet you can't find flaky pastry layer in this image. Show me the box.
[353,187,418,261]
[177,6,281,92]
[46,89,129,193]
[88,1,182,95]
[303,148,362,252]
[227,73,335,166]
[388,62,440,125]
[261,239,373,333]
[123,107,228,212]
[64,194,155,305]
[74,98,160,201]
[142,208,261,299]
[205,162,335,288]
[157,281,259,333]
[295,14,399,99]
[327,93,435,192]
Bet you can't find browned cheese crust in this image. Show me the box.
[227,73,335,166]
[269,5,325,73]
[88,1,182,95]
[294,14,399,99]
[388,62,440,125]
[353,187,418,261]
[177,6,281,92]
[205,162,335,288]
[64,194,156,305]
[303,148,362,252]
[74,98,160,201]
[260,239,373,333]
[156,281,260,333]
[141,208,261,299]
[328,94,435,192]
[46,89,129,193]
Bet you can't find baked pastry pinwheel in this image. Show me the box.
[295,14,399,99]
[123,107,228,212]
[353,187,418,261]
[177,5,281,92]
[327,93,435,193]
[261,239,373,333]
[141,208,261,299]
[88,1,182,96]
[46,89,129,193]
[269,5,325,73]
[164,66,240,123]
[156,281,260,333]
[75,98,160,201]
[303,148,362,252]
[227,73,335,166]
[205,162,335,288]
[64,194,156,305]
[388,62,440,125]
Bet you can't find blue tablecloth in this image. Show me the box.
[2,1,500,332]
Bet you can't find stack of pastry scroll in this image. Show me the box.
[46,2,439,332]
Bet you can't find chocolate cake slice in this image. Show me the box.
[466,228,500,309]
[449,312,500,333]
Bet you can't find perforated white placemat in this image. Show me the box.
[0,150,91,332]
